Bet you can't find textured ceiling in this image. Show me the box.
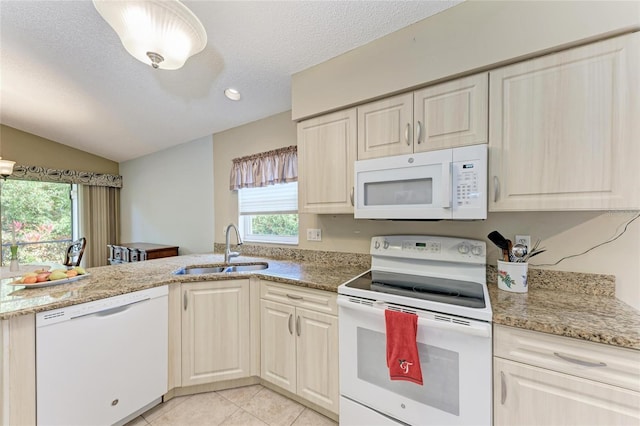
[0,1,461,162]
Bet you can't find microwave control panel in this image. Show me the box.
[454,159,481,207]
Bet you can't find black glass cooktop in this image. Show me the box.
[345,270,486,309]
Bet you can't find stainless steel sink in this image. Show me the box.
[175,263,268,275]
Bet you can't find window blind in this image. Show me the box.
[239,182,298,215]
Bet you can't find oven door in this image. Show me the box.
[338,296,492,426]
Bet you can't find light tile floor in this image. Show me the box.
[126,385,337,426]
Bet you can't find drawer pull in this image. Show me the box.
[554,352,607,368]
[286,294,303,300]
[500,371,507,405]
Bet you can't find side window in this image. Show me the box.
[238,182,298,244]
[1,180,75,264]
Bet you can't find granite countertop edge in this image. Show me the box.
[1,253,638,350]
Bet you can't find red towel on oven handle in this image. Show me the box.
[385,309,423,385]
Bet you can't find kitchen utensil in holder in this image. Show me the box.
[497,260,528,293]
[9,245,19,272]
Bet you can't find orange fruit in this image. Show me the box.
[65,269,78,278]
[23,276,38,284]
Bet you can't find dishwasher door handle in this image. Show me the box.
[70,298,150,320]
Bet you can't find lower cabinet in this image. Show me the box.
[260,282,339,414]
[181,280,251,386]
[494,325,640,426]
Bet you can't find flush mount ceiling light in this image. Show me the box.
[224,88,241,101]
[0,157,15,180]
[92,0,207,70]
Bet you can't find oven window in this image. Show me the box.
[364,178,433,206]
[356,328,460,416]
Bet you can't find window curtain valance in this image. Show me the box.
[229,145,297,190]
[10,164,123,188]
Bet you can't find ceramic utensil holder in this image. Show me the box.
[497,260,528,293]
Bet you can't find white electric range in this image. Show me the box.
[338,235,492,426]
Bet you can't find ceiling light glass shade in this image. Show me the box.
[0,158,15,178]
[93,0,207,70]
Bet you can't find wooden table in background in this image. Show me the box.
[108,243,179,264]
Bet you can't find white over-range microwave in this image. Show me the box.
[354,144,487,220]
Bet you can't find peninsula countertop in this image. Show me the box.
[1,254,638,350]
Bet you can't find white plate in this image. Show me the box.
[8,273,90,288]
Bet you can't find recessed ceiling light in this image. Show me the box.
[224,88,241,101]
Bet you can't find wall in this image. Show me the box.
[119,136,214,255]
[292,0,640,120]
[213,111,297,242]
[213,111,640,310]
[0,125,118,174]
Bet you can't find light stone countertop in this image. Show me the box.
[1,252,638,350]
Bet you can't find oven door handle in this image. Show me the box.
[337,298,491,338]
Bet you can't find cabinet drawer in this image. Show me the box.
[494,325,640,392]
[260,281,337,315]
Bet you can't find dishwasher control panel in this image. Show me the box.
[36,285,168,327]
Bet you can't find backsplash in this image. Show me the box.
[487,265,615,297]
[217,244,615,297]
[213,243,371,268]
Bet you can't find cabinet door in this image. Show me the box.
[489,33,640,211]
[296,308,339,414]
[181,280,250,386]
[495,358,640,426]
[357,93,414,160]
[414,73,488,152]
[260,300,296,393]
[298,109,357,214]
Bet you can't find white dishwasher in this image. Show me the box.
[36,285,168,426]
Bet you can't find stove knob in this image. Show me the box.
[458,244,470,254]
[374,240,380,249]
[472,245,483,256]
[383,240,390,249]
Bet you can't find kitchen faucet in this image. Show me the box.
[224,223,243,263]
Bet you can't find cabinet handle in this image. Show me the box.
[350,186,354,206]
[500,371,507,405]
[288,314,293,335]
[404,123,411,145]
[493,176,500,203]
[286,294,303,300]
[296,315,301,336]
[183,292,187,311]
[416,121,423,144]
[553,352,607,368]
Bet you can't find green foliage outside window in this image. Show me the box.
[1,180,72,265]
[250,214,298,236]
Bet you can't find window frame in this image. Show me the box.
[237,182,299,245]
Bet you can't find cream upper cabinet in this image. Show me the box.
[413,73,488,152]
[357,93,414,159]
[298,109,357,214]
[494,325,640,426]
[357,73,488,160]
[489,32,640,211]
[181,280,251,387]
[260,281,339,414]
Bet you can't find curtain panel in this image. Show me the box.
[11,164,122,188]
[79,186,120,267]
[229,145,297,190]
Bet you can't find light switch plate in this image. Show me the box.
[307,228,322,241]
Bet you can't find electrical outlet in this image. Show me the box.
[515,235,531,250]
[306,228,322,241]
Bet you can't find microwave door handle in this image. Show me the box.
[442,161,452,209]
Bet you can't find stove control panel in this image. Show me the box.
[370,235,485,264]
